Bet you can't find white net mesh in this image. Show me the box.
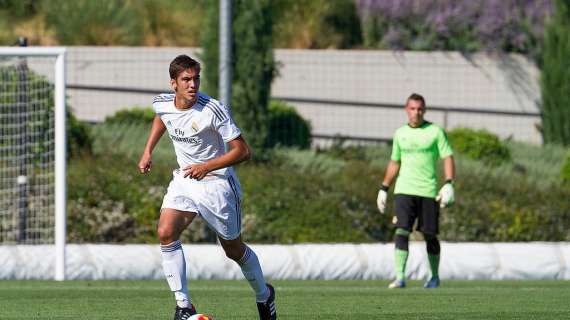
[0,56,56,244]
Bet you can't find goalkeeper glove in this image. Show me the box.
[376,184,389,214]
[436,181,455,208]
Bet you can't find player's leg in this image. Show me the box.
[389,194,417,289]
[219,236,275,320]
[199,176,275,319]
[391,228,410,288]
[423,233,440,288]
[419,197,441,288]
[219,236,271,301]
[158,208,197,313]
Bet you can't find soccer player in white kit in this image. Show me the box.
[138,55,276,320]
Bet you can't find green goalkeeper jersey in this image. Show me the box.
[391,122,453,198]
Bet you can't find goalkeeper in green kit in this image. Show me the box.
[377,93,455,289]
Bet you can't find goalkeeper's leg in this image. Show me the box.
[419,197,441,288]
[424,233,441,288]
[389,228,410,288]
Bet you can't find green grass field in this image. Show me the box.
[1,280,569,319]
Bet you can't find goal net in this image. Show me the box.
[0,47,66,280]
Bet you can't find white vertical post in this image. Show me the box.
[219,0,232,105]
[54,50,67,281]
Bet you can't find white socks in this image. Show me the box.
[161,241,268,305]
[161,240,191,308]
[238,245,270,302]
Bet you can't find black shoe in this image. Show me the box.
[256,284,276,320]
[173,304,197,320]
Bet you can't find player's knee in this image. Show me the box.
[157,225,176,244]
[394,228,410,251]
[221,241,246,261]
[224,249,242,261]
[424,234,440,255]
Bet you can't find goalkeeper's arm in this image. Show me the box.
[377,160,400,214]
[138,115,166,174]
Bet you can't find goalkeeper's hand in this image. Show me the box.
[376,185,389,214]
[436,182,455,208]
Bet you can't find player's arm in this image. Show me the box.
[183,135,251,180]
[377,160,400,214]
[436,155,456,208]
[138,115,166,174]
[443,155,455,182]
[435,126,456,207]
[382,160,401,188]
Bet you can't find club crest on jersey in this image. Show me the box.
[166,120,173,128]
[191,121,199,133]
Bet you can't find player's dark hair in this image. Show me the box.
[169,55,201,79]
[407,93,426,108]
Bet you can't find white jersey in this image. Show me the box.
[152,92,241,176]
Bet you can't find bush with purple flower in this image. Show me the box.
[356,0,552,59]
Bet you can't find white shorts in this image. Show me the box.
[161,169,242,240]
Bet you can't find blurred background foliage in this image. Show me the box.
[356,0,551,61]
[447,128,511,166]
[540,0,570,145]
[1,0,566,243]
[65,109,570,243]
[0,0,553,60]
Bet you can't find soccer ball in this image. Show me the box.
[189,314,213,320]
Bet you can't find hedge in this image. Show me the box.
[66,124,570,243]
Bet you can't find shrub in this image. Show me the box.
[441,167,570,242]
[239,159,386,243]
[104,107,154,125]
[68,152,163,243]
[448,127,511,166]
[561,149,570,183]
[69,124,570,243]
[356,0,552,59]
[265,100,311,149]
[131,0,204,46]
[272,0,362,49]
[67,110,92,157]
[42,0,143,45]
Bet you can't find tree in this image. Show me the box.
[199,0,219,97]
[540,0,570,145]
[200,0,275,151]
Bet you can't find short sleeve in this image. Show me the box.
[437,128,453,159]
[211,103,242,142]
[391,131,401,161]
[152,93,174,114]
[151,96,160,114]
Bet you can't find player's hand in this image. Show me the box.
[138,153,152,174]
[183,163,211,180]
[376,185,389,214]
[436,182,455,208]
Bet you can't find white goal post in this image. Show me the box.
[0,47,66,280]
